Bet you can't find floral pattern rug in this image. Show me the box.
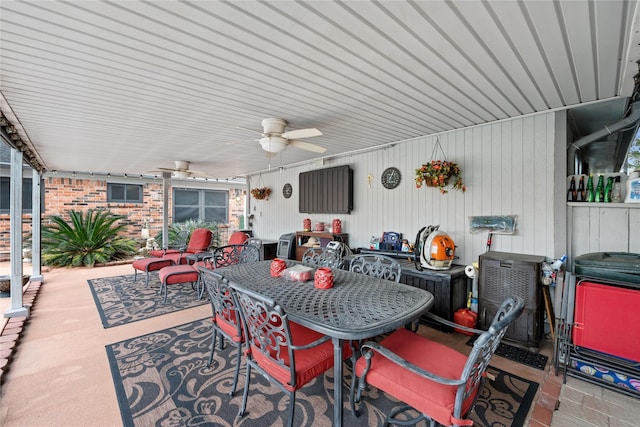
[106,319,538,426]
[88,273,207,328]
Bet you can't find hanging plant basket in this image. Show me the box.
[250,187,272,200]
[415,138,466,194]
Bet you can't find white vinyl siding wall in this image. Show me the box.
[249,111,564,265]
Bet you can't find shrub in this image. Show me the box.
[42,209,137,267]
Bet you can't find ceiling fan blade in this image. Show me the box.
[289,139,327,153]
[281,128,322,139]
[155,167,177,172]
[187,169,210,176]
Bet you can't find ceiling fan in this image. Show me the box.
[152,160,210,179]
[243,118,326,154]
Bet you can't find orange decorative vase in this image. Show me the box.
[314,268,334,289]
[270,258,287,277]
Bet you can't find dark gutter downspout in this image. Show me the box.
[568,101,640,175]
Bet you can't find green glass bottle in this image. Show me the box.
[586,174,595,202]
[595,174,604,202]
[604,176,614,202]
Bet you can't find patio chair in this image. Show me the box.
[231,283,353,427]
[227,231,250,245]
[208,244,260,268]
[162,228,213,265]
[349,254,402,283]
[300,243,343,269]
[199,267,244,396]
[353,296,525,427]
[148,229,190,257]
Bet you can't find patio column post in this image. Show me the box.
[6,146,29,318]
[30,168,43,282]
[162,172,170,249]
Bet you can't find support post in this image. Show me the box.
[6,147,29,318]
[162,172,170,249]
[30,168,43,281]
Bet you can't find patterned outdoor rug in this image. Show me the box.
[106,319,539,426]
[88,273,207,328]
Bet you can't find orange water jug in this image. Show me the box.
[453,308,477,336]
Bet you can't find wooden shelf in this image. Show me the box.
[295,231,349,261]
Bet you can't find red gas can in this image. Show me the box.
[453,308,478,336]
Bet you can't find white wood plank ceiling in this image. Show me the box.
[1,0,639,180]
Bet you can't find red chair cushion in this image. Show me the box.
[148,248,180,257]
[215,313,243,343]
[227,231,249,245]
[132,258,174,272]
[159,265,198,285]
[354,328,476,426]
[163,252,191,265]
[252,322,351,392]
[186,228,213,252]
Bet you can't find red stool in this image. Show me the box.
[132,258,175,288]
[158,265,200,303]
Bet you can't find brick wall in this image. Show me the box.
[0,177,244,260]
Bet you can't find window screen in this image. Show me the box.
[107,183,143,203]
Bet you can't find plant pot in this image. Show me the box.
[424,175,449,187]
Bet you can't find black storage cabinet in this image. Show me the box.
[479,251,545,349]
[342,257,468,331]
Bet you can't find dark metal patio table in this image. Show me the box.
[216,260,435,427]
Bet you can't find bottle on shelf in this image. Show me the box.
[567,176,577,201]
[611,176,623,203]
[576,175,585,201]
[626,171,640,203]
[585,174,595,202]
[594,174,604,202]
[604,176,614,202]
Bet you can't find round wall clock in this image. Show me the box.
[282,183,293,198]
[381,167,401,189]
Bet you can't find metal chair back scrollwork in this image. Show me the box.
[349,254,402,283]
[211,244,260,268]
[301,246,343,268]
[247,238,263,258]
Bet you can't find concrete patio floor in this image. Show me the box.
[0,262,638,426]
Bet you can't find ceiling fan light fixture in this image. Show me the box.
[173,171,190,179]
[260,135,287,153]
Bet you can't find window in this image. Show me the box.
[0,177,35,213]
[107,183,143,203]
[174,188,228,223]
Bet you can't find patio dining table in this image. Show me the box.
[216,260,435,426]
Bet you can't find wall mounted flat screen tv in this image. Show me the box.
[299,165,353,213]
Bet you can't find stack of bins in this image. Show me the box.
[570,252,640,397]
